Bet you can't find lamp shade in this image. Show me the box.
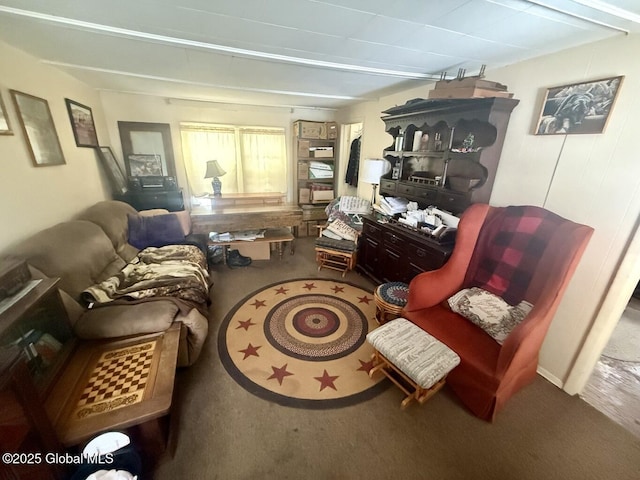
[360,158,391,184]
[204,160,227,178]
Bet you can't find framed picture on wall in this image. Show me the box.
[534,75,624,135]
[0,92,12,135]
[65,98,99,147]
[10,89,66,166]
[98,146,128,195]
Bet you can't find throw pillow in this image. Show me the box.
[139,209,191,235]
[127,213,186,249]
[326,219,358,241]
[447,287,533,345]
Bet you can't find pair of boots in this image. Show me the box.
[227,249,252,267]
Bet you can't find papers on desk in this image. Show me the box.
[379,196,409,215]
[209,230,266,242]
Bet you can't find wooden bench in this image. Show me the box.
[203,192,286,208]
[209,228,295,259]
[190,203,303,235]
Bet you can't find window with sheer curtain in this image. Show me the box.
[180,122,288,197]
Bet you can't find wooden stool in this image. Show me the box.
[315,247,357,277]
[374,282,409,324]
[314,226,358,277]
[366,318,460,409]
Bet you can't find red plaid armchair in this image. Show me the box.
[403,203,593,421]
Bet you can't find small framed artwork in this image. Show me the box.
[127,153,163,176]
[0,92,12,135]
[97,146,128,195]
[65,98,99,147]
[10,89,66,166]
[535,75,624,135]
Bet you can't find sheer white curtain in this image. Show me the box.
[239,128,287,193]
[181,123,286,197]
[181,124,238,196]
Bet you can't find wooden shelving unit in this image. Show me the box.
[293,120,339,235]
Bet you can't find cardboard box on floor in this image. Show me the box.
[234,242,271,260]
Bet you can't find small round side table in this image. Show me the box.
[374,282,409,325]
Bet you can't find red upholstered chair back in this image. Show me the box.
[463,206,569,306]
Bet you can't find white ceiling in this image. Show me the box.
[0,0,638,109]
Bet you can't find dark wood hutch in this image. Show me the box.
[357,96,519,284]
[379,97,519,214]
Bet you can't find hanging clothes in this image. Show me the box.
[345,136,361,187]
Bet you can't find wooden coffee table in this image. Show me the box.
[45,324,180,449]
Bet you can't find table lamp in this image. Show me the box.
[360,158,391,206]
[204,160,227,197]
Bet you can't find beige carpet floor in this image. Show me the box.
[153,237,640,480]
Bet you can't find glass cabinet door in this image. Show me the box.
[0,278,75,397]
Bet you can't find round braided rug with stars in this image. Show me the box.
[218,278,388,408]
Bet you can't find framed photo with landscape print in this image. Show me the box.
[0,92,12,135]
[535,75,624,135]
[65,98,99,147]
[127,153,164,176]
[10,89,65,166]
[98,146,128,195]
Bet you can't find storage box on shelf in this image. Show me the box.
[427,77,514,100]
[379,97,519,214]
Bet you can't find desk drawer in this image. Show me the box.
[380,179,397,193]
[396,183,415,197]
[436,190,468,214]
[407,241,447,271]
[412,186,437,203]
[363,221,383,240]
[383,231,405,252]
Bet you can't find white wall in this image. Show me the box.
[98,93,336,205]
[338,33,640,393]
[489,33,640,392]
[0,41,111,251]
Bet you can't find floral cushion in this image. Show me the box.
[448,287,533,344]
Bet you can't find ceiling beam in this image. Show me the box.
[41,60,368,101]
[522,0,630,33]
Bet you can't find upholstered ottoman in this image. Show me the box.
[367,318,460,409]
[373,282,409,324]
